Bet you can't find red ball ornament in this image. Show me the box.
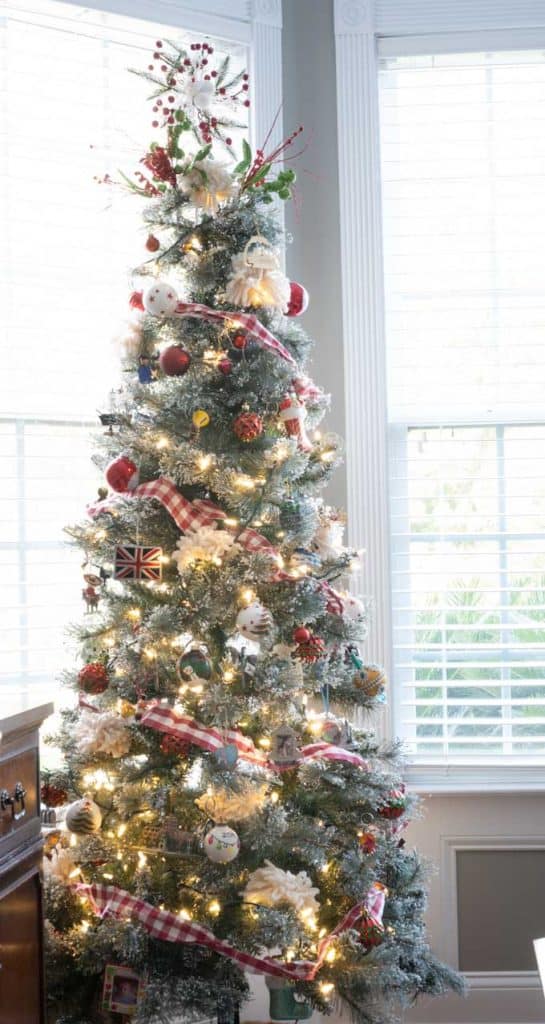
[105,455,139,493]
[159,345,191,377]
[293,626,311,644]
[293,634,325,663]
[286,281,309,317]
[233,410,263,442]
[160,734,189,757]
[129,290,145,311]
[219,357,233,376]
[78,662,109,695]
[360,913,384,948]
[232,333,247,350]
[146,234,160,252]
[378,789,407,820]
[41,782,68,808]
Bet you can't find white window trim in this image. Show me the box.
[333,0,545,791]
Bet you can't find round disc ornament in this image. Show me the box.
[143,281,179,316]
[204,825,240,863]
[177,648,212,683]
[65,796,102,834]
[159,345,191,376]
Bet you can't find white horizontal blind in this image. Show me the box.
[0,0,247,712]
[379,50,545,761]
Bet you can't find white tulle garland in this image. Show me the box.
[75,710,131,758]
[172,525,238,574]
[243,860,320,915]
[177,158,236,214]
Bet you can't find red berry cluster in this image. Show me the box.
[41,782,68,808]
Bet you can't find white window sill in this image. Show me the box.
[404,762,545,794]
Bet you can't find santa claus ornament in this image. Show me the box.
[278,394,312,451]
[225,236,290,311]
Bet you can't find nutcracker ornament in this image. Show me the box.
[278,394,312,451]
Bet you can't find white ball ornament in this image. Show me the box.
[204,825,240,864]
[143,281,179,317]
[236,601,273,642]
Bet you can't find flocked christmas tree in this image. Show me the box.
[42,39,462,1024]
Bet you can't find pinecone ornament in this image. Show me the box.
[233,409,263,442]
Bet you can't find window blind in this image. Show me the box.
[0,0,246,710]
[379,50,545,761]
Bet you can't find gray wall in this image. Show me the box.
[282,0,346,507]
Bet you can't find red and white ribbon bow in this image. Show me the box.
[174,301,296,367]
[139,703,369,772]
[74,881,386,981]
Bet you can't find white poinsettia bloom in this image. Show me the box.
[195,783,268,822]
[243,860,320,915]
[186,78,215,111]
[43,845,78,883]
[177,158,236,214]
[75,710,131,758]
[172,525,237,573]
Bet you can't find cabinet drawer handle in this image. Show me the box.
[0,782,27,820]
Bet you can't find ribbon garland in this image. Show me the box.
[139,703,369,772]
[88,476,345,611]
[74,881,386,981]
[174,301,296,367]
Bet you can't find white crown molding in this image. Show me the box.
[406,763,545,793]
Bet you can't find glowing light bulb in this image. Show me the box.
[258,737,271,749]
[117,824,127,838]
[240,588,255,605]
[223,669,235,683]
[156,436,170,450]
[325,947,336,962]
[127,607,141,622]
[208,899,221,916]
[319,982,334,996]
[137,851,147,869]
[197,454,212,471]
[80,920,90,934]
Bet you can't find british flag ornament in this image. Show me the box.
[114,545,163,581]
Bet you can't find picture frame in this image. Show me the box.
[102,965,144,1016]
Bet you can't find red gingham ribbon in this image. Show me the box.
[139,703,369,771]
[174,301,296,367]
[74,881,386,981]
[88,477,345,608]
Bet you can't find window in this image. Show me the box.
[0,0,248,711]
[379,50,545,762]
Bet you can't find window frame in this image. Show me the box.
[333,0,545,790]
[1,0,283,714]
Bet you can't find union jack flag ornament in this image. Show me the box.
[114,545,163,581]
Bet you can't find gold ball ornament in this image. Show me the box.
[192,409,210,429]
[353,664,387,698]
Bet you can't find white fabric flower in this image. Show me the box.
[225,252,290,311]
[177,158,236,214]
[172,525,237,573]
[195,784,268,822]
[75,710,131,758]
[186,78,215,112]
[43,845,78,882]
[244,860,320,915]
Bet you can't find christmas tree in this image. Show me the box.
[43,39,462,1024]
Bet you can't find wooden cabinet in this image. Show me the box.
[0,703,53,1024]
